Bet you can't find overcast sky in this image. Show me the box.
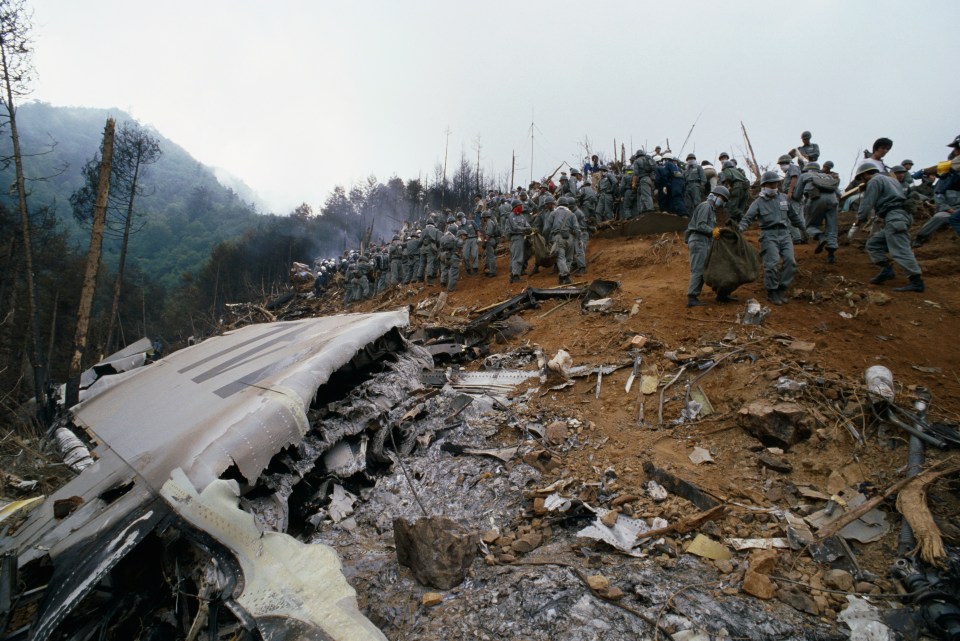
[28,0,960,214]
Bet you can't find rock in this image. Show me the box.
[587,575,609,591]
[394,516,479,590]
[611,493,640,507]
[522,449,562,473]
[533,497,546,515]
[787,341,816,354]
[866,291,891,306]
[599,586,625,600]
[545,421,568,444]
[742,570,776,600]
[777,588,819,615]
[749,549,778,575]
[714,559,734,574]
[738,400,814,449]
[481,529,500,544]
[823,569,855,592]
[758,452,793,473]
[422,592,443,607]
[645,480,668,502]
[511,533,542,553]
[855,581,880,595]
[498,553,516,563]
[600,510,620,528]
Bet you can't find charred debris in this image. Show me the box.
[2,278,960,641]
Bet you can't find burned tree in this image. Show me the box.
[71,120,161,354]
[0,0,44,414]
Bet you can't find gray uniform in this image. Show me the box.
[596,170,618,221]
[797,143,820,164]
[544,205,579,278]
[422,222,440,282]
[620,170,637,219]
[632,154,657,213]
[504,209,531,278]
[685,200,717,298]
[858,175,921,277]
[481,215,499,276]
[799,172,840,252]
[438,229,460,291]
[459,219,479,273]
[403,235,420,282]
[573,206,589,272]
[388,240,403,285]
[356,258,372,299]
[739,192,806,292]
[683,163,706,214]
[781,163,805,242]
[579,184,598,220]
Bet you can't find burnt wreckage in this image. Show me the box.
[1,311,419,641]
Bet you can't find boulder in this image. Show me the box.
[742,570,776,600]
[394,516,479,590]
[738,400,814,449]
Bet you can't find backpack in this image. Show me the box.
[811,173,840,193]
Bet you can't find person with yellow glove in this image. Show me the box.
[684,186,730,307]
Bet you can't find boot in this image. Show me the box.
[767,289,784,306]
[687,296,706,308]
[777,285,791,304]
[509,275,520,283]
[716,292,739,303]
[869,263,895,284]
[826,249,835,264]
[814,237,827,254]
[893,274,925,293]
[559,274,571,285]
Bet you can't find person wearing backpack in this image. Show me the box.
[798,162,841,263]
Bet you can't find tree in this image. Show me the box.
[0,0,44,414]
[72,121,162,353]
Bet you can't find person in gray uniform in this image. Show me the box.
[778,154,806,243]
[596,167,618,221]
[438,223,457,289]
[402,231,419,283]
[738,171,808,305]
[578,179,598,221]
[685,185,730,307]
[855,163,924,293]
[720,160,749,222]
[798,162,841,263]
[544,195,579,284]
[619,166,637,219]
[797,131,820,166]
[356,255,372,300]
[632,149,657,213]
[571,198,590,275]
[457,211,479,275]
[504,199,531,282]
[422,218,441,283]
[389,235,403,285]
[480,209,499,277]
[683,153,706,214]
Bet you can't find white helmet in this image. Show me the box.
[662,152,674,161]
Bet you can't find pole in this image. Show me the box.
[510,150,516,192]
[678,110,703,157]
[440,126,451,210]
[740,121,761,182]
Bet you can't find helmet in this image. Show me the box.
[890,164,906,173]
[686,153,696,161]
[801,131,812,139]
[539,193,556,207]
[571,168,582,175]
[823,160,835,170]
[557,195,575,207]
[803,162,821,172]
[722,160,734,169]
[457,227,467,236]
[855,163,879,178]
[710,185,730,199]
[510,198,521,207]
[634,149,645,157]
[901,159,914,166]
[559,175,568,182]
[481,210,491,218]
[948,134,960,148]
[718,151,729,159]
[456,211,466,219]
[662,152,674,160]
[652,155,662,162]
[446,215,455,224]
[760,170,782,185]
[777,154,793,164]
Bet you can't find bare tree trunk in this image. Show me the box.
[68,118,116,387]
[104,154,141,353]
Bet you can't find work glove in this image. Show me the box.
[711,227,721,239]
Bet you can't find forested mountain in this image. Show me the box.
[0,102,264,289]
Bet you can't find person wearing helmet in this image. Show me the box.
[437,223,457,290]
[568,195,590,275]
[619,164,638,220]
[544,195,580,284]
[685,186,733,307]
[914,138,960,245]
[402,230,419,284]
[388,235,404,286]
[479,208,500,277]
[421,217,441,284]
[660,153,688,216]
[720,158,749,222]
[798,162,842,263]
[631,149,658,214]
[738,170,808,305]
[898,160,916,193]
[596,165,619,221]
[797,131,820,166]
[504,196,531,282]
[683,154,706,213]
[457,211,479,276]
[853,163,924,292]
[777,154,806,244]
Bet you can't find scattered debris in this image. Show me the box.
[688,446,714,465]
[685,534,731,561]
[394,516,479,590]
[738,298,770,325]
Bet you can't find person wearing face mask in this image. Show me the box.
[778,154,806,244]
[685,186,731,307]
[738,171,808,305]
[854,163,924,293]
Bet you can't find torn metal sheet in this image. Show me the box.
[78,336,154,389]
[161,469,387,641]
[577,507,667,555]
[422,368,541,393]
[727,538,790,551]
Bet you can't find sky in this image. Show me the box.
[27,0,960,214]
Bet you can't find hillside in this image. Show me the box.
[0,102,264,288]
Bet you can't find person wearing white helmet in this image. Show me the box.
[738,170,808,305]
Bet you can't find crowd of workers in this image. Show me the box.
[305,131,960,308]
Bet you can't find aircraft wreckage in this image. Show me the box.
[1,311,413,641]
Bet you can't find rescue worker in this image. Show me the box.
[504,197,531,282]
[738,171,808,305]
[798,162,841,264]
[438,222,457,289]
[389,235,403,285]
[596,166,619,221]
[403,230,420,283]
[683,154,706,214]
[620,165,638,219]
[631,149,657,213]
[854,163,924,293]
[578,177,598,221]
[571,197,590,275]
[661,153,687,215]
[457,211,479,275]
[685,186,731,307]
[422,217,441,283]
[480,209,499,277]
[544,194,579,284]
[778,154,805,243]
[720,159,749,222]
[796,131,820,166]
